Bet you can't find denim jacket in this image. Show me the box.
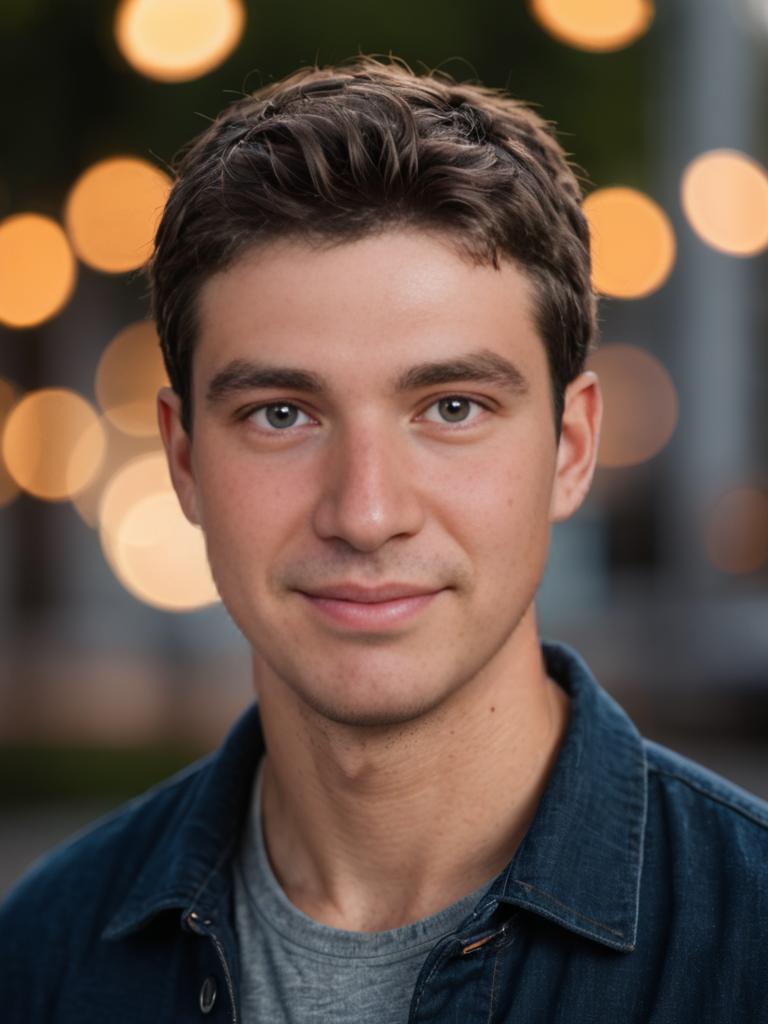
[2,641,768,1022]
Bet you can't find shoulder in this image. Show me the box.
[642,738,768,887]
[0,756,212,1006]
[638,740,768,1003]
[0,702,264,1021]
[644,738,768,831]
[10,754,210,888]
[2,754,211,916]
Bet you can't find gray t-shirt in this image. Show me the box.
[232,759,494,1023]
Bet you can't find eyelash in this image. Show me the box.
[239,395,493,433]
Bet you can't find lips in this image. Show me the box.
[299,582,441,603]
[297,583,444,630]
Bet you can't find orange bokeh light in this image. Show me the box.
[64,157,171,273]
[588,343,678,467]
[681,149,768,257]
[584,187,676,299]
[529,0,653,52]
[0,213,77,328]
[111,491,220,610]
[72,417,162,528]
[2,388,106,501]
[705,487,768,574]
[99,452,172,559]
[115,0,245,82]
[98,452,219,611]
[95,321,169,437]
[0,377,20,507]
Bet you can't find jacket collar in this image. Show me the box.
[103,703,266,940]
[488,641,648,952]
[105,641,647,952]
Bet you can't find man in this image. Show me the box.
[2,55,767,1022]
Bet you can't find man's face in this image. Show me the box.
[159,229,599,727]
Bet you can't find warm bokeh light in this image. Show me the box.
[0,377,20,507]
[64,157,171,273]
[588,343,678,467]
[705,487,768,574]
[529,0,653,51]
[96,321,169,436]
[681,149,768,257]
[99,452,219,611]
[584,187,676,298]
[115,0,246,82]
[72,417,162,527]
[112,491,220,610]
[0,213,77,328]
[2,388,106,500]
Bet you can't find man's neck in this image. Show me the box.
[252,612,570,933]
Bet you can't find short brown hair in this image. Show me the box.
[149,55,597,438]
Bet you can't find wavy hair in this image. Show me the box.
[149,55,597,437]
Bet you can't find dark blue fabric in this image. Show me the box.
[2,641,767,1022]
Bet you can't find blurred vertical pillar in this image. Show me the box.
[1,328,55,617]
[656,0,763,594]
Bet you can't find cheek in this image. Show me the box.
[193,449,296,567]
[448,434,554,525]
[197,433,283,508]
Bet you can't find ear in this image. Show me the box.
[549,371,603,523]
[157,387,201,526]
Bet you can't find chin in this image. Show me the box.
[293,679,449,731]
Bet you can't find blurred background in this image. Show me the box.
[1,0,767,896]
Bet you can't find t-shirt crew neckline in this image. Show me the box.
[233,757,496,964]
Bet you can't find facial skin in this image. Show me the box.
[160,229,599,727]
[158,228,602,930]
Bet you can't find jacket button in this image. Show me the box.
[199,976,217,1014]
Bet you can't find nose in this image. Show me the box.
[311,420,426,552]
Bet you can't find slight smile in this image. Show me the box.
[297,585,445,630]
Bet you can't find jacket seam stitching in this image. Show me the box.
[647,765,768,829]
[409,942,457,1021]
[514,881,627,938]
[188,836,239,913]
[486,936,508,1024]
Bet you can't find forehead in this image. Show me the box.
[193,229,548,391]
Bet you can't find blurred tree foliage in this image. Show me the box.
[0,744,203,804]
[0,0,653,217]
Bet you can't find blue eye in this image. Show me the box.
[423,396,483,424]
[251,403,312,430]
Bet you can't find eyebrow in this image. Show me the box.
[205,349,530,408]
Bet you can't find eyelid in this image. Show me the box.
[238,392,494,431]
[240,400,317,430]
[418,393,493,425]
